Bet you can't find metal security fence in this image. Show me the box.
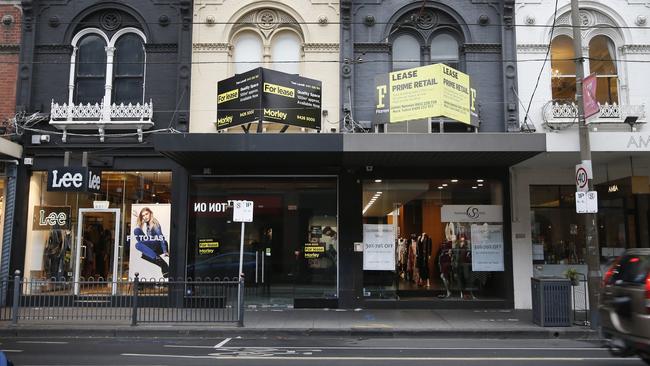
[0,272,244,326]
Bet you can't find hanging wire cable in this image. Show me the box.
[521,0,560,132]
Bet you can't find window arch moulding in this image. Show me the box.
[50,27,153,142]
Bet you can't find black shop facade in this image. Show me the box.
[153,132,545,309]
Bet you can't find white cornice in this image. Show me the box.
[303,43,339,53]
[620,44,650,54]
[517,44,549,54]
[192,42,230,53]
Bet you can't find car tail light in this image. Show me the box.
[602,257,620,288]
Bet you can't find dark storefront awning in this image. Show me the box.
[153,133,545,168]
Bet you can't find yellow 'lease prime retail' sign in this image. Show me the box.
[375,63,477,126]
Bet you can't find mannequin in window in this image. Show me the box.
[397,236,408,279]
[437,240,452,298]
[452,234,470,299]
[43,225,71,280]
[407,234,418,283]
[417,233,432,287]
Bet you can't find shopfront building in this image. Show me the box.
[154,132,544,309]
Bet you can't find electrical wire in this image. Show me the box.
[0,56,638,66]
[522,0,559,133]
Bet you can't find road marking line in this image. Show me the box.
[214,338,232,349]
[17,341,69,344]
[1,350,23,353]
[121,353,641,361]
[162,345,607,351]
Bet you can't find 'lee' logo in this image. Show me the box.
[87,170,101,191]
[51,170,83,189]
[47,167,102,192]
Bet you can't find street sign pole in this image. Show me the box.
[571,0,601,329]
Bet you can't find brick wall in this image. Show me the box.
[0,4,21,124]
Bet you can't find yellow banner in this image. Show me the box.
[380,64,473,125]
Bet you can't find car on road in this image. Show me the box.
[599,248,650,364]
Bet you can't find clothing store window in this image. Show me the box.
[530,185,627,268]
[362,179,506,301]
[23,171,171,295]
[187,177,337,305]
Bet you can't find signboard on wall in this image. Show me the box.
[216,67,322,131]
[470,224,504,271]
[47,167,102,193]
[441,205,503,223]
[129,204,172,280]
[363,224,395,271]
[374,63,478,126]
[33,206,71,230]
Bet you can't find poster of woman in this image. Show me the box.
[129,204,171,280]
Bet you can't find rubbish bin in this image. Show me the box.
[531,277,571,327]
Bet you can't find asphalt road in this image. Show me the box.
[1,335,647,365]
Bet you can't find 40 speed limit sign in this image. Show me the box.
[575,161,592,192]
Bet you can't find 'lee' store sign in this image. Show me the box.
[47,167,102,193]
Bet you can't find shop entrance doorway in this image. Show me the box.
[73,208,121,295]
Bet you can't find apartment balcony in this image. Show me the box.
[543,102,646,131]
[49,99,154,142]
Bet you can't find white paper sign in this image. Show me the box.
[470,224,504,271]
[576,191,598,213]
[233,200,254,222]
[363,224,395,271]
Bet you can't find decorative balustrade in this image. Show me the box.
[544,101,646,129]
[49,99,154,142]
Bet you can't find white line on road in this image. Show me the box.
[17,341,69,344]
[163,345,608,351]
[121,353,641,361]
[214,338,232,349]
[1,349,23,353]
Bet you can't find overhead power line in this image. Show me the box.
[0,57,645,66]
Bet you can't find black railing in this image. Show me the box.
[0,271,244,326]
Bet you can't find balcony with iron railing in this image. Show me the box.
[542,101,646,131]
[49,99,154,142]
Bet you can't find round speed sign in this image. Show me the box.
[576,167,588,190]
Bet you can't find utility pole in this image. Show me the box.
[570,0,600,329]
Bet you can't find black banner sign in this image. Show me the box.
[216,67,322,131]
[47,167,102,193]
[33,206,71,230]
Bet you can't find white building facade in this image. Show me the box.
[513,0,650,309]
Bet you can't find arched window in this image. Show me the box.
[392,34,421,71]
[233,31,263,74]
[589,35,618,104]
[430,33,459,69]
[74,34,107,104]
[113,33,145,104]
[271,31,301,74]
[550,35,577,102]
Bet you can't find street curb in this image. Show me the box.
[0,326,599,340]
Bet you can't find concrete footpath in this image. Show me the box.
[0,308,597,339]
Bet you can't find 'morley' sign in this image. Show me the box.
[216,67,322,131]
[47,167,102,193]
[374,63,478,126]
